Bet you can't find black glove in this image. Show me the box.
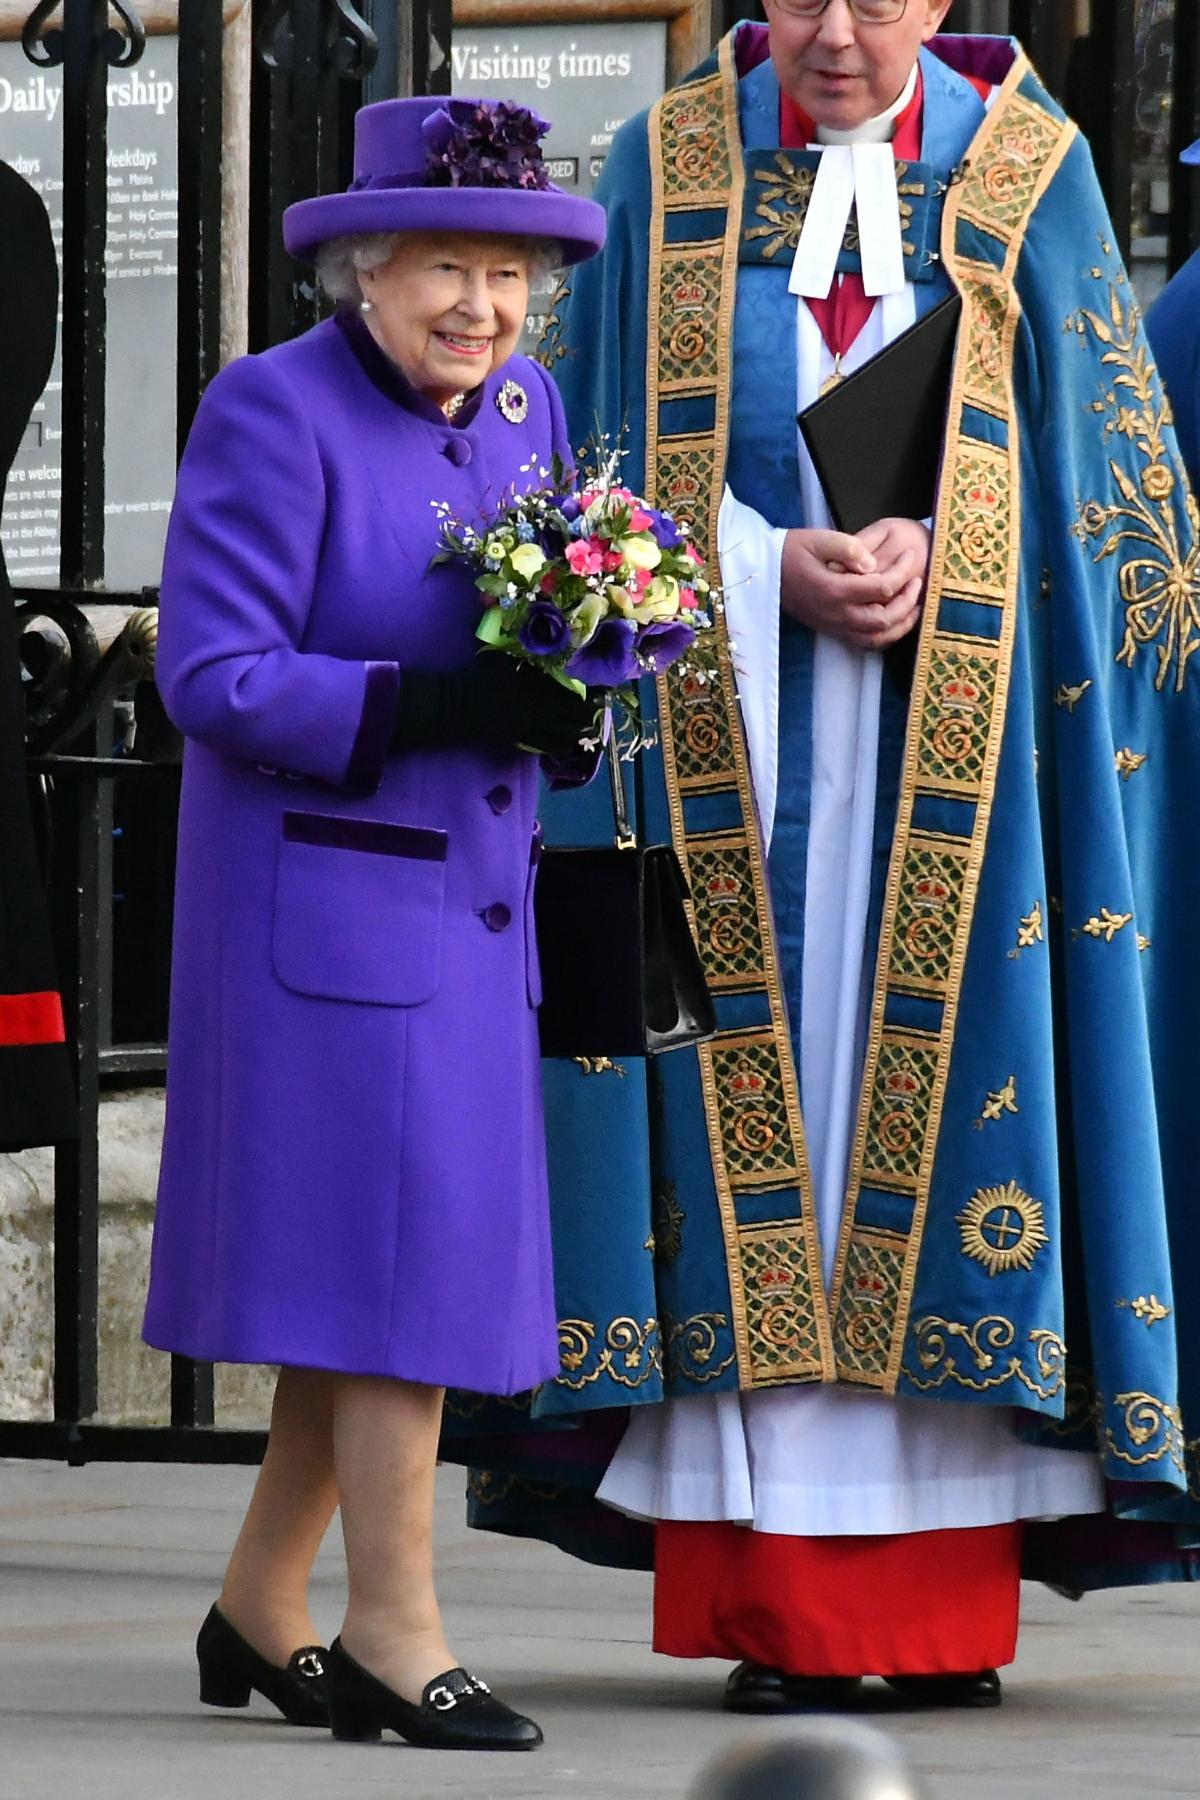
[391,656,598,759]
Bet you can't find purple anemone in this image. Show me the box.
[566,618,640,686]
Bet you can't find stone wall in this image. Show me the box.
[0,1090,272,1426]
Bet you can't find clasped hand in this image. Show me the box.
[780,517,930,652]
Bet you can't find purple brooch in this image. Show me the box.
[497,379,529,424]
[421,99,552,191]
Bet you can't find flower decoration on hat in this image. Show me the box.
[422,99,553,191]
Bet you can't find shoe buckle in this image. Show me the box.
[470,1676,491,1695]
[428,1684,459,1712]
[296,1652,324,1679]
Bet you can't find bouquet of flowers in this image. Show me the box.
[432,449,713,722]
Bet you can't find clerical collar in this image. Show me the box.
[781,62,921,149]
[818,62,919,145]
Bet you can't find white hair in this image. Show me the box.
[314,231,563,306]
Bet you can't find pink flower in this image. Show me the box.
[679,586,698,610]
[630,567,653,595]
[602,550,624,572]
[566,538,606,576]
[578,490,600,510]
[608,486,634,503]
[540,570,559,595]
[684,542,703,564]
[628,507,655,531]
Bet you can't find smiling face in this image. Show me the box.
[358,231,532,408]
[765,0,954,132]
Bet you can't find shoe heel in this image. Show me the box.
[329,1691,382,1743]
[198,1656,253,1709]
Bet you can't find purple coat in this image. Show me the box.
[142,314,577,1393]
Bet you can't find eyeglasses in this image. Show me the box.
[770,0,910,23]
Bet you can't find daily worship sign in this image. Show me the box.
[0,38,179,590]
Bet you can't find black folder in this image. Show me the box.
[797,291,963,533]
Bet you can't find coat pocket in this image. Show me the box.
[272,810,448,1006]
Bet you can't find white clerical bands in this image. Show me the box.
[788,142,908,300]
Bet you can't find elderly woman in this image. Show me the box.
[142,97,604,1753]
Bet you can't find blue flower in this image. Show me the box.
[566,618,639,686]
[516,520,536,543]
[518,601,572,657]
[636,618,695,671]
[648,509,685,551]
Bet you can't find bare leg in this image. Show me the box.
[218,1365,339,1664]
[334,1374,454,1703]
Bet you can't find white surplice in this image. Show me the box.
[597,91,1106,1539]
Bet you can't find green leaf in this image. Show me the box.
[476,607,509,646]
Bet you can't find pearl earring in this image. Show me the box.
[359,297,373,314]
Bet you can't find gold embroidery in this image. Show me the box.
[1118,1294,1171,1326]
[468,1472,568,1507]
[1008,901,1044,959]
[1074,908,1134,943]
[973,1075,1019,1129]
[1055,679,1093,711]
[647,43,833,1389]
[1115,747,1148,779]
[664,1311,736,1384]
[659,244,724,394]
[890,833,972,997]
[917,639,1000,795]
[573,1056,627,1077]
[861,1034,939,1194]
[831,61,1076,1391]
[556,1317,662,1390]
[1105,1390,1185,1473]
[738,1226,828,1383]
[958,1181,1050,1277]
[651,1179,684,1264]
[1070,282,1200,692]
[1138,933,1152,952]
[955,95,1071,242]
[905,1314,1066,1400]
[686,835,766,988]
[744,154,923,262]
[833,1230,907,1386]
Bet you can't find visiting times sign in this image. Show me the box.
[0,40,179,589]
[451,19,667,346]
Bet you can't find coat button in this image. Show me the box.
[482,902,512,932]
[443,436,472,467]
[486,784,513,814]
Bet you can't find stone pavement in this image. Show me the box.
[1,1459,1199,1800]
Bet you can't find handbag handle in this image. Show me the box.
[607,727,637,851]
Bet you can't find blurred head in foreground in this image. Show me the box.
[687,1722,929,1800]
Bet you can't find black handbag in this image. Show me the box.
[534,732,717,1059]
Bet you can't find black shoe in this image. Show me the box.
[723,1660,864,1715]
[327,1638,543,1751]
[884,1669,1003,1709]
[196,1603,329,1727]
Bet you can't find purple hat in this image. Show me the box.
[283,96,606,265]
[1184,140,1200,166]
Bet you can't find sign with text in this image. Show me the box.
[451,20,667,343]
[0,40,179,589]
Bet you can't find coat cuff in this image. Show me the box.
[345,661,402,796]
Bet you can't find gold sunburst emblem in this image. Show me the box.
[957,1181,1050,1278]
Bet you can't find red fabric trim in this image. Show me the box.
[654,1520,1023,1676]
[780,72,924,355]
[0,991,66,1047]
[964,71,992,102]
